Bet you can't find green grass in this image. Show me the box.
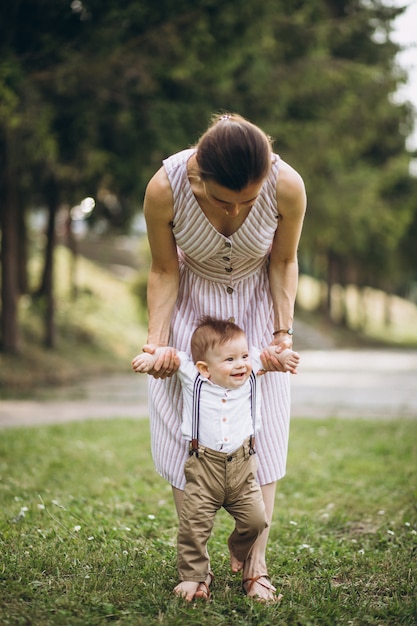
[1,418,416,625]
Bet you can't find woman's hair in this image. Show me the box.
[191,316,246,363]
[196,113,273,191]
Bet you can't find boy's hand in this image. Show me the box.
[131,352,156,373]
[260,347,300,375]
[135,345,179,378]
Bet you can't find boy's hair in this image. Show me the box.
[191,316,246,363]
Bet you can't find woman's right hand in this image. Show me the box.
[142,345,179,379]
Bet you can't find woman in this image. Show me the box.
[139,112,306,601]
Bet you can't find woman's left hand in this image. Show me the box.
[262,337,293,372]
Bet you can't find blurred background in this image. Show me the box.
[1,0,416,394]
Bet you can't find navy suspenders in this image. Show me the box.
[189,371,257,457]
[190,374,204,456]
[248,370,256,455]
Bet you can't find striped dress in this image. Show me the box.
[148,148,291,489]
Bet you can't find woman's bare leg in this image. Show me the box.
[242,482,281,601]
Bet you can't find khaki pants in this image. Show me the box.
[177,439,268,582]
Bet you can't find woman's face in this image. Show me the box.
[203,179,264,217]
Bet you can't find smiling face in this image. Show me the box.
[196,334,252,389]
[202,179,263,217]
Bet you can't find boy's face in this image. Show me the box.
[196,334,252,389]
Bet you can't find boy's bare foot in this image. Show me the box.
[173,581,199,602]
[228,538,244,572]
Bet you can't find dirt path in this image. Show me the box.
[1,349,416,428]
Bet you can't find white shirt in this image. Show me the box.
[176,348,263,453]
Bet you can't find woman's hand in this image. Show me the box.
[260,347,286,372]
[141,345,180,379]
[261,337,293,372]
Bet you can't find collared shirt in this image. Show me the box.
[176,348,263,453]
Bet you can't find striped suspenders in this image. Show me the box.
[189,371,257,457]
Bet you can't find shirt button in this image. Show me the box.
[224,437,229,442]
[225,267,233,273]
[225,241,232,248]
[227,455,233,462]
[227,286,234,294]
[222,417,227,422]
[222,256,230,262]
[228,317,235,323]
[222,398,226,403]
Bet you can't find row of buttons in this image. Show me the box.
[224,240,233,294]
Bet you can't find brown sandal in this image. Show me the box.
[242,575,282,603]
[194,571,214,600]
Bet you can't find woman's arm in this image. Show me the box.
[144,166,179,346]
[268,159,307,350]
[141,167,180,376]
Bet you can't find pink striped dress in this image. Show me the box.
[148,148,291,489]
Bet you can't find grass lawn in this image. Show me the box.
[0,417,416,625]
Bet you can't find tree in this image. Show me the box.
[0,0,415,354]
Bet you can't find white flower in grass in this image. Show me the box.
[73,525,81,532]
[88,536,94,541]
[37,504,45,510]
[387,529,395,536]
[404,522,410,527]
[289,520,298,526]
[378,510,385,515]
[17,506,29,519]
[148,514,156,520]
[358,549,365,555]
[123,550,128,556]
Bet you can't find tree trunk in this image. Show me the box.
[325,251,337,321]
[17,199,28,294]
[0,130,20,353]
[42,174,59,349]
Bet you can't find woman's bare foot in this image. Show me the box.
[173,581,199,602]
[242,575,282,603]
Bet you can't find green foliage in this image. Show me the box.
[1,0,416,325]
[0,417,416,624]
[0,246,146,394]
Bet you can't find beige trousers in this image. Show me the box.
[177,439,268,582]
